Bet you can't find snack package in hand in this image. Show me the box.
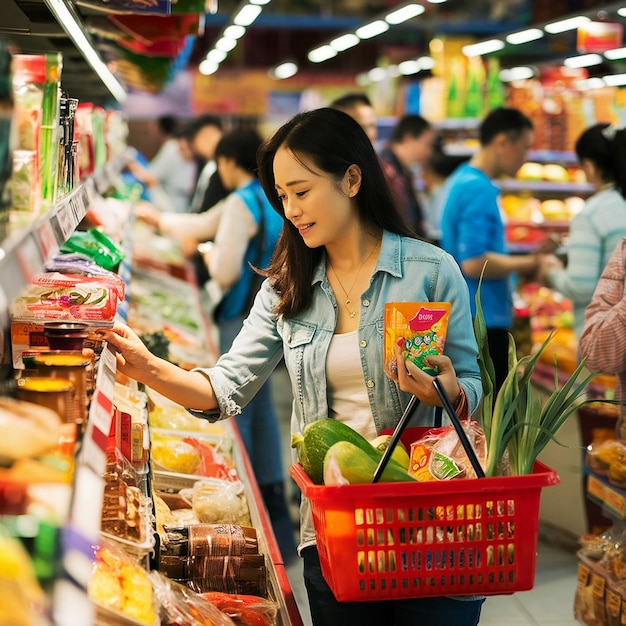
[384,302,451,376]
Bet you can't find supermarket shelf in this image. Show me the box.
[497,179,594,194]
[585,467,626,519]
[507,218,571,231]
[0,157,126,306]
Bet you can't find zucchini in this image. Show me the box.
[370,435,410,470]
[324,440,415,484]
[291,418,407,484]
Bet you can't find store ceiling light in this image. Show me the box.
[576,77,606,90]
[224,25,246,39]
[605,46,626,60]
[544,15,590,34]
[233,4,262,27]
[330,33,360,52]
[44,0,127,102]
[398,59,421,75]
[462,39,505,57]
[385,4,425,25]
[506,28,544,45]
[367,67,388,82]
[356,20,390,39]
[427,0,447,3]
[418,56,436,70]
[199,59,219,75]
[207,49,227,63]
[249,0,271,4]
[618,7,626,17]
[215,36,238,52]
[499,66,535,81]
[308,45,338,63]
[271,62,298,79]
[603,72,626,86]
[564,53,602,68]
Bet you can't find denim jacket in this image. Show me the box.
[191,231,482,548]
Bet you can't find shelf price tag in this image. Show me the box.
[15,233,44,284]
[81,345,117,475]
[36,219,60,260]
[587,474,626,518]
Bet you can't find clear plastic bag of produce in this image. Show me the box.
[200,591,278,626]
[180,478,251,526]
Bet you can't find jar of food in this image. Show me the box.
[32,351,90,428]
[16,376,74,423]
[43,322,89,351]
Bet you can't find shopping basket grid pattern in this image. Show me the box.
[290,461,559,602]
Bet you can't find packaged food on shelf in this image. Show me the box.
[60,228,126,272]
[10,271,124,326]
[88,541,158,626]
[158,524,266,596]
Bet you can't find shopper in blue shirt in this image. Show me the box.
[441,107,540,391]
[100,108,483,626]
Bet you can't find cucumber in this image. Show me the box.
[291,418,407,484]
[324,440,415,484]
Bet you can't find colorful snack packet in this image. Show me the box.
[384,302,451,376]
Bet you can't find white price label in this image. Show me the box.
[36,219,59,260]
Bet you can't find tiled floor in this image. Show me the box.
[270,365,582,626]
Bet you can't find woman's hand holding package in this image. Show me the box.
[391,341,462,409]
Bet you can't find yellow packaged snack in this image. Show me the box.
[384,302,451,376]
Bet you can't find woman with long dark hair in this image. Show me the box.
[100,108,483,625]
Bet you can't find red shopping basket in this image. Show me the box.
[290,461,559,602]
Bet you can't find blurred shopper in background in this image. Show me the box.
[330,93,419,234]
[127,115,197,213]
[421,144,469,246]
[537,123,626,339]
[440,107,541,392]
[379,114,436,237]
[136,129,296,563]
[580,237,626,433]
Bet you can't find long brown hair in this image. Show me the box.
[257,108,413,318]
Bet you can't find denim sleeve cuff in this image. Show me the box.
[186,367,242,422]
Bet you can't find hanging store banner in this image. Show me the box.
[577,21,623,53]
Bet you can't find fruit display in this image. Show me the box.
[516,161,585,184]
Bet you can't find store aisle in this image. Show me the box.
[270,365,580,626]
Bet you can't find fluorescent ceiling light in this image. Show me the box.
[544,15,590,34]
[356,73,370,86]
[605,46,626,60]
[199,60,219,75]
[462,39,505,57]
[330,33,360,51]
[618,7,626,17]
[427,0,447,3]
[215,36,237,52]
[385,4,425,25]
[506,28,544,45]
[224,25,246,39]
[272,62,298,79]
[233,4,262,26]
[575,77,606,90]
[604,73,626,86]
[249,0,271,4]
[207,49,227,63]
[308,45,337,63]
[44,0,126,102]
[367,67,387,82]
[356,20,390,39]
[418,56,436,70]
[499,66,534,81]
[387,65,401,77]
[398,59,420,75]
[564,53,602,68]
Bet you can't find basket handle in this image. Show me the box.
[433,377,485,478]
[372,395,420,483]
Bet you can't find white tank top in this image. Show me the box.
[326,330,378,440]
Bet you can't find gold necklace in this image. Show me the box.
[328,242,379,319]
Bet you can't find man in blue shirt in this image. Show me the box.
[441,107,540,391]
